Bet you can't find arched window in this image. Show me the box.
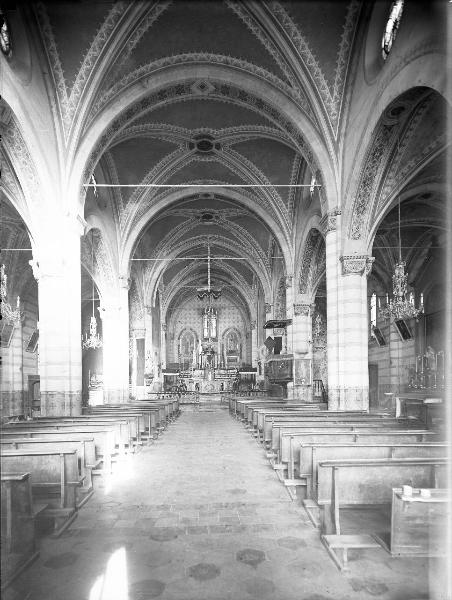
[0,9,12,57]
[382,0,404,61]
[202,307,217,339]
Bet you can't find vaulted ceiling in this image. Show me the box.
[66,0,359,312]
[20,1,447,317]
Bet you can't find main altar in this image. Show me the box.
[162,238,256,393]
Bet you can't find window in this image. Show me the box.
[0,9,12,57]
[202,307,217,339]
[382,0,404,61]
[370,291,377,335]
[310,174,316,199]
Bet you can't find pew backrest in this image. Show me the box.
[1,449,81,509]
[279,430,437,463]
[316,457,448,506]
[301,442,448,499]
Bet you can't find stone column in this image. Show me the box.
[99,277,130,403]
[335,255,374,410]
[251,320,258,367]
[289,302,313,402]
[31,220,83,416]
[284,276,293,354]
[161,323,167,370]
[0,317,25,416]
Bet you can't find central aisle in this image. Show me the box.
[12,405,429,600]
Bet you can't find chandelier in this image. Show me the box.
[0,263,21,323]
[82,231,102,349]
[379,189,423,321]
[197,237,221,301]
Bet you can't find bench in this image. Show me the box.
[230,397,292,418]
[2,425,119,472]
[33,415,141,448]
[279,429,437,474]
[86,403,172,438]
[1,449,85,536]
[80,410,154,443]
[271,420,427,456]
[0,437,99,503]
[314,457,447,571]
[263,414,415,447]
[1,472,41,591]
[5,419,131,457]
[273,430,438,499]
[251,406,336,431]
[298,441,447,500]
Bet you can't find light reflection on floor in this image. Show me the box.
[89,547,128,600]
[103,454,134,495]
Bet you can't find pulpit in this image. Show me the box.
[265,355,293,383]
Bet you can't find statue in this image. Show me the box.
[425,346,436,371]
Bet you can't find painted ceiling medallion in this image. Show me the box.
[200,212,215,224]
[190,79,215,96]
[189,134,221,155]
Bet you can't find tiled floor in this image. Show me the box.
[8,402,443,600]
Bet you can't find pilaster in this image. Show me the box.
[288,301,314,402]
[31,218,83,416]
[99,277,130,403]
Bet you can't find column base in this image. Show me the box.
[287,383,314,402]
[103,387,129,404]
[130,385,146,400]
[40,391,82,416]
[327,387,369,411]
[0,391,25,417]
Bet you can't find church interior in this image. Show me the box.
[0,1,451,599]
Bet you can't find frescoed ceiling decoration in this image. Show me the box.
[35,0,361,138]
[0,194,35,301]
[32,1,363,322]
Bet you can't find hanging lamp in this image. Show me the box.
[379,164,424,321]
[196,237,221,301]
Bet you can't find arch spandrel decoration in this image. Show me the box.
[347,88,447,247]
[274,276,287,320]
[298,228,324,296]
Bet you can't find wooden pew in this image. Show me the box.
[254,408,368,431]
[262,414,414,447]
[250,406,332,430]
[0,437,99,501]
[86,403,171,438]
[271,419,426,455]
[1,473,40,592]
[279,429,437,476]
[33,415,141,447]
[234,399,322,420]
[2,424,122,471]
[1,449,84,536]
[4,418,132,456]
[230,397,293,418]
[299,441,447,499]
[315,457,447,571]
